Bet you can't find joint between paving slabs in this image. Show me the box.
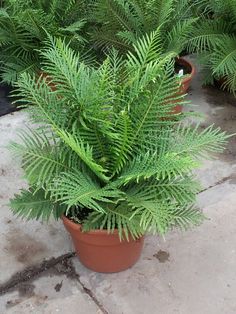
[198,175,233,194]
[0,252,109,314]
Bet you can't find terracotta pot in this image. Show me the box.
[62,216,144,273]
[172,57,196,114]
[38,72,56,91]
[176,57,196,94]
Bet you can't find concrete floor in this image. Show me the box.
[0,59,236,314]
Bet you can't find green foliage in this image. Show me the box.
[189,0,236,94]
[10,188,66,220]
[89,0,199,56]
[0,0,90,84]
[10,35,229,239]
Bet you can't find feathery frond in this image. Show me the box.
[189,0,236,94]
[10,188,66,220]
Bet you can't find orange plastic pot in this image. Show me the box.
[38,72,56,91]
[172,57,196,114]
[177,57,196,94]
[62,216,144,273]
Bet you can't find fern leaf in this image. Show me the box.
[171,123,230,158]
[10,188,66,220]
[9,128,81,187]
[119,151,198,185]
[127,28,165,69]
[83,205,144,240]
[212,35,236,80]
[56,129,109,182]
[15,72,67,128]
[126,198,204,234]
[49,170,124,212]
[111,111,133,175]
[125,176,200,205]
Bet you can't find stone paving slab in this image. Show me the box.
[2,275,101,314]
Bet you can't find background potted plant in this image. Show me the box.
[9,34,229,273]
[89,0,199,95]
[0,0,90,84]
[188,0,236,95]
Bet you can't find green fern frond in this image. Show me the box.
[165,18,198,53]
[78,123,113,162]
[171,124,230,158]
[0,0,87,83]
[49,170,124,212]
[40,36,82,99]
[89,0,199,56]
[125,176,200,205]
[91,28,132,51]
[111,111,134,175]
[128,61,182,142]
[10,188,66,220]
[83,205,144,240]
[212,35,236,77]
[60,20,86,34]
[56,128,109,182]
[9,128,81,187]
[50,0,76,19]
[119,151,198,185]
[0,59,38,84]
[14,72,67,128]
[187,19,231,53]
[117,30,138,46]
[126,28,165,69]
[145,0,174,27]
[92,0,141,34]
[127,200,204,234]
[223,72,236,95]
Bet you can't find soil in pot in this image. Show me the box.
[62,215,144,273]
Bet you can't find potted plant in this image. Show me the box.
[187,0,236,95]
[10,34,229,273]
[0,0,90,84]
[89,0,199,96]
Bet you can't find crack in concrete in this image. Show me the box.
[0,252,109,314]
[0,252,76,295]
[76,277,109,314]
[198,175,233,194]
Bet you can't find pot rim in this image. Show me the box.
[176,57,196,83]
[62,215,122,236]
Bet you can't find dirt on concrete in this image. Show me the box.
[0,252,76,296]
[5,227,48,265]
[153,250,170,263]
[54,280,63,292]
